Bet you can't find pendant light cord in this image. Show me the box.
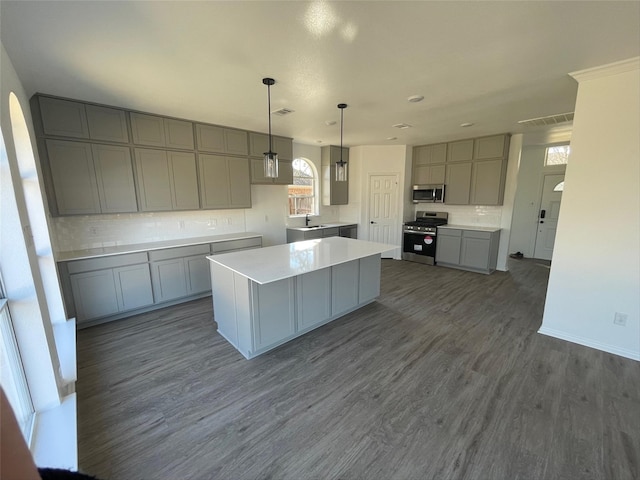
[267,83,273,153]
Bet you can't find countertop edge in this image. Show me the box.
[56,232,264,262]
[438,225,501,233]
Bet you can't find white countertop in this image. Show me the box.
[438,224,501,233]
[286,222,357,232]
[208,236,394,285]
[56,232,263,261]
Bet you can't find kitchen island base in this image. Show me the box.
[211,254,381,359]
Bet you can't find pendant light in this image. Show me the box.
[336,103,348,182]
[262,77,278,178]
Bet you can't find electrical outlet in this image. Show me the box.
[613,312,628,326]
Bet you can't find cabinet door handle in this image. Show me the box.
[370,221,377,224]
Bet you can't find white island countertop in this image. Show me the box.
[208,237,394,285]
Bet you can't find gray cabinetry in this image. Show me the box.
[296,268,331,331]
[68,252,153,323]
[251,278,296,351]
[250,158,293,185]
[412,133,509,206]
[38,97,89,139]
[339,224,358,239]
[46,139,137,215]
[321,145,349,205]
[131,113,194,149]
[134,148,199,211]
[331,260,359,315]
[358,255,381,304]
[249,133,294,184]
[150,244,211,302]
[436,227,500,274]
[199,154,251,209]
[86,105,129,143]
[445,162,472,205]
[286,224,356,243]
[196,124,248,155]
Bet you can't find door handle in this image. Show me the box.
[540,209,546,219]
[370,221,377,224]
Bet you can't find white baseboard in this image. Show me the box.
[538,327,640,361]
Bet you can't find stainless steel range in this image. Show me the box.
[402,211,449,265]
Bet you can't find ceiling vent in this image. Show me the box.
[518,112,574,127]
[392,123,413,129]
[272,108,295,116]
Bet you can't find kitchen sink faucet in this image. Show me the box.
[305,214,311,226]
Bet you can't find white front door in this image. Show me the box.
[533,174,564,260]
[368,174,399,258]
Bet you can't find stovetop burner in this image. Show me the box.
[405,211,449,227]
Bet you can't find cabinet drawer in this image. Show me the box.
[438,228,462,237]
[149,244,210,261]
[322,227,340,237]
[67,252,149,274]
[211,237,262,253]
[462,230,492,240]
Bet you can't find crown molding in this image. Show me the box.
[570,57,640,83]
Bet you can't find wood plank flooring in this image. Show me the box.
[76,259,640,480]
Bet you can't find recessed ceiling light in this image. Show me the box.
[387,137,398,141]
[460,122,474,127]
[392,123,412,129]
[325,120,336,126]
[316,140,323,143]
[408,95,424,103]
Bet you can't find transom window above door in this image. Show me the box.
[288,158,318,216]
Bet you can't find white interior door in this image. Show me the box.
[533,174,564,260]
[368,174,399,257]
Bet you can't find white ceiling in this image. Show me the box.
[1,1,639,147]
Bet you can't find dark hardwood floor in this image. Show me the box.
[77,259,640,480]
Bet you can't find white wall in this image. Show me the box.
[540,58,640,361]
[348,145,411,259]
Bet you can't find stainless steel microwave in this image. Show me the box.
[412,184,445,203]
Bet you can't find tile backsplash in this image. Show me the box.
[51,210,247,252]
[414,204,504,227]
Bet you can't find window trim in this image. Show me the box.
[288,158,319,217]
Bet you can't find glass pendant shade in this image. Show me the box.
[335,160,347,182]
[336,103,348,182]
[264,151,279,178]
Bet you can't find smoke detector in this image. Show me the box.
[392,123,413,129]
[407,95,424,103]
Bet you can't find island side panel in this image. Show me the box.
[358,255,381,303]
[233,272,253,357]
[211,262,239,348]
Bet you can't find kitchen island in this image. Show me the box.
[207,237,393,359]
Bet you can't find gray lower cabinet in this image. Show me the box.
[296,268,331,331]
[68,253,153,323]
[135,148,199,211]
[339,225,358,239]
[150,244,211,302]
[46,139,137,215]
[199,154,251,208]
[251,278,296,351]
[286,224,357,243]
[331,260,360,315]
[436,228,500,274]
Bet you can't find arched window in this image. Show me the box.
[288,158,318,216]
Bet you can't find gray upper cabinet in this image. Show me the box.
[249,133,293,160]
[321,145,349,205]
[414,143,447,165]
[86,105,129,143]
[196,124,248,155]
[164,118,195,150]
[135,148,199,211]
[447,139,474,162]
[474,134,507,160]
[46,140,137,215]
[470,158,505,205]
[91,144,138,214]
[445,162,472,205]
[199,154,251,209]
[130,113,166,147]
[413,164,446,185]
[39,97,90,139]
[131,113,194,149]
[47,139,101,215]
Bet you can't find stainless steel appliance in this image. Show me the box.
[412,184,445,203]
[402,211,448,265]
